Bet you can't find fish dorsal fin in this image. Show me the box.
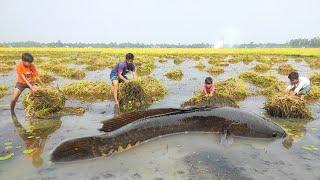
[99,108,185,132]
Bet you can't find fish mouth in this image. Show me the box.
[51,137,101,162]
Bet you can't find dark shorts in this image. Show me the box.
[109,74,128,83]
[15,83,30,92]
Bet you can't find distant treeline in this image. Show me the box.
[0,37,319,48]
[236,37,320,48]
[0,41,213,48]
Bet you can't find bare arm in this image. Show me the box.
[36,75,45,86]
[20,74,37,92]
[118,71,128,83]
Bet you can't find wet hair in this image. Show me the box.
[288,72,299,81]
[205,77,213,84]
[21,53,34,63]
[125,53,134,60]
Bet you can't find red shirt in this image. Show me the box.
[203,84,215,94]
[16,62,38,84]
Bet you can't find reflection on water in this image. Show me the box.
[11,113,61,167]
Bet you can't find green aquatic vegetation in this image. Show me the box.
[239,71,280,88]
[158,58,168,63]
[181,91,239,108]
[135,57,156,76]
[119,76,167,112]
[62,81,113,102]
[278,64,295,75]
[38,70,56,84]
[303,145,319,151]
[0,63,14,73]
[23,88,66,118]
[0,85,9,99]
[0,153,14,161]
[85,57,118,71]
[165,68,183,81]
[258,81,287,98]
[310,72,320,86]
[215,78,248,101]
[252,63,272,72]
[206,66,225,76]
[39,62,85,80]
[264,94,312,119]
[194,61,206,71]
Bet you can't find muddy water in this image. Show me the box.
[0,59,320,180]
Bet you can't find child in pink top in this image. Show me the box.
[202,77,215,96]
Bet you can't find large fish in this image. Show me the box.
[51,107,286,162]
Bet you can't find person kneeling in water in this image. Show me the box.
[109,53,137,105]
[286,71,311,100]
[202,77,216,96]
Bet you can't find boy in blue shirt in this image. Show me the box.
[110,53,137,104]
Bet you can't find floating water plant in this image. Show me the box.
[252,63,271,72]
[165,68,183,81]
[278,64,295,75]
[0,85,8,99]
[62,81,113,102]
[23,88,65,118]
[264,94,312,119]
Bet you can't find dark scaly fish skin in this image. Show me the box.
[51,107,286,162]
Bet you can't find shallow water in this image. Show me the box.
[0,58,320,180]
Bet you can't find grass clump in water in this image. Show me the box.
[165,68,183,81]
[173,58,184,65]
[305,57,320,69]
[206,66,225,76]
[194,61,206,71]
[252,63,271,72]
[38,71,56,84]
[239,71,279,88]
[39,63,85,80]
[310,72,320,86]
[264,94,312,119]
[23,88,66,118]
[0,64,14,73]
[305,86,320,101]
[119,76,167,112]
[62,81,113,102]
[215,78,248,101]
[135,56,156,76]
[278,64,295,75]
[181,91,239,108]
[0,85,9,99]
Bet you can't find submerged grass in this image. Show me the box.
[165,68,183,81]
[23,88,66,118]
[0,85,9,99]
[62,81,113,102]
[278,64,295,75]
[264,94,312,119]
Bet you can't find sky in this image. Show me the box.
[0,0,319,44]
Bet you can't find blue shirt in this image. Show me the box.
[110,61,135,77]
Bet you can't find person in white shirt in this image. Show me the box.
[286,72,311,100]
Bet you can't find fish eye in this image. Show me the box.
[272,133,277,137]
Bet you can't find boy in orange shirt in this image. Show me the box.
[10,53,45,112]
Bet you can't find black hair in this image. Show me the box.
[205,77,213,84]
[21,53,34,63]
[288,71,299,80]
[125,53,134,60]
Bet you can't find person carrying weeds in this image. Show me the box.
[286,71,311,100]
[202,77,215,96]
[10,53,45,112]
[110,53,137,104]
